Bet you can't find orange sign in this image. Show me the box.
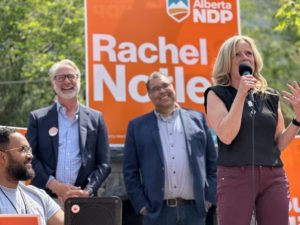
[85,0,240,145]
[0,215,40,225]
[17,127,27,136]
[281,136,300,225]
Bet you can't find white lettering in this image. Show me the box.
[118,42,137,63]
[220,10,233,24]
[93,64,126,101]
[193,9,232,24]
[187,76,211,103]
[93,64,212,104]
[93,34,116,61]
[138,43,158,64]
[92,34,208,65]
[192,0,233,24]
[289,216,300,225]
[193,0,232,10]
[128,75,149,103]
[290,197,300,213]
[200,39,208,64]
[158,36,179,64]
[179,45,199,65]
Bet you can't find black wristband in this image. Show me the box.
[292,118,300,127]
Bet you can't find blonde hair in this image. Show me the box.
[212,35,268,93]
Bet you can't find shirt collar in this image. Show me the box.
[154,103,180,121]
[56,100,79,117]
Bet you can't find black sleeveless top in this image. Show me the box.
[204,86,283,167]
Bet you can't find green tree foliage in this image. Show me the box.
[274,0,300,121]
[0,0,84,127]
[275,0,300,71]
[241,0,300,122]
[0,0,298,126]
[276,0,300,33]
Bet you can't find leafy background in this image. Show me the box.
[0,0,299,127]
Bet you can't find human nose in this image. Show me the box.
[159,86,168,93]
[62,75,72,82]
[26,151,33,159]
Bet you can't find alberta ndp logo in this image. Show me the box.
[166,0,234,24]
[166,0,190,23]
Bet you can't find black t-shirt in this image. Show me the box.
[204,85,282,167]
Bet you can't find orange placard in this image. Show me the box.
[0,126,26,136]
[17,127,27,136]
[85,0,240,145]
[281,135,300,225]
[0,215,40,225]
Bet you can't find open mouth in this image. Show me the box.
[25,161,32,168]
[62,87,74,91]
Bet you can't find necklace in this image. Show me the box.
[0,186,28,214]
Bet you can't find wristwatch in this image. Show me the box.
[292,118,300,127]
[84,187,94,196]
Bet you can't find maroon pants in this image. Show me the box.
[217,166,290,225]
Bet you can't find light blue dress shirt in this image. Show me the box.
[55,101,81,185]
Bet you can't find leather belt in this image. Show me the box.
[164,198,195,207]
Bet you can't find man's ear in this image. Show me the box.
[148,93,153,101]
[0,151,7,164]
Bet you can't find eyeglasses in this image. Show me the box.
[53,74,79,82]
[5,145,32,154]
[150,82,171,94]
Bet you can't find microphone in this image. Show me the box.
[239,63,254,103]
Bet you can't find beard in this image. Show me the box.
[53,82,80,100]
[6,155,35,182]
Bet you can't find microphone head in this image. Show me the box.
[239,63,253,76]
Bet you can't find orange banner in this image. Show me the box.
[85,0,240,145]
[17,127,27,136]
[281,135,300,225]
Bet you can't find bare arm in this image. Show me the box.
[206,75,256,144]
[206,90,247,145]
[276,81,300,151]
[47,209,64,225]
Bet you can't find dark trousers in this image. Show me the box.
[123,200,143,225]
[217,166,289,225]
[144,203,205,225]
[206,205,217,225]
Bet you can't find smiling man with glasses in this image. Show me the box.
[0,126,64,225]
[123,71,217,225]
[5,145,32,154]
[53,74,79,83]
[26,59,111,205]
